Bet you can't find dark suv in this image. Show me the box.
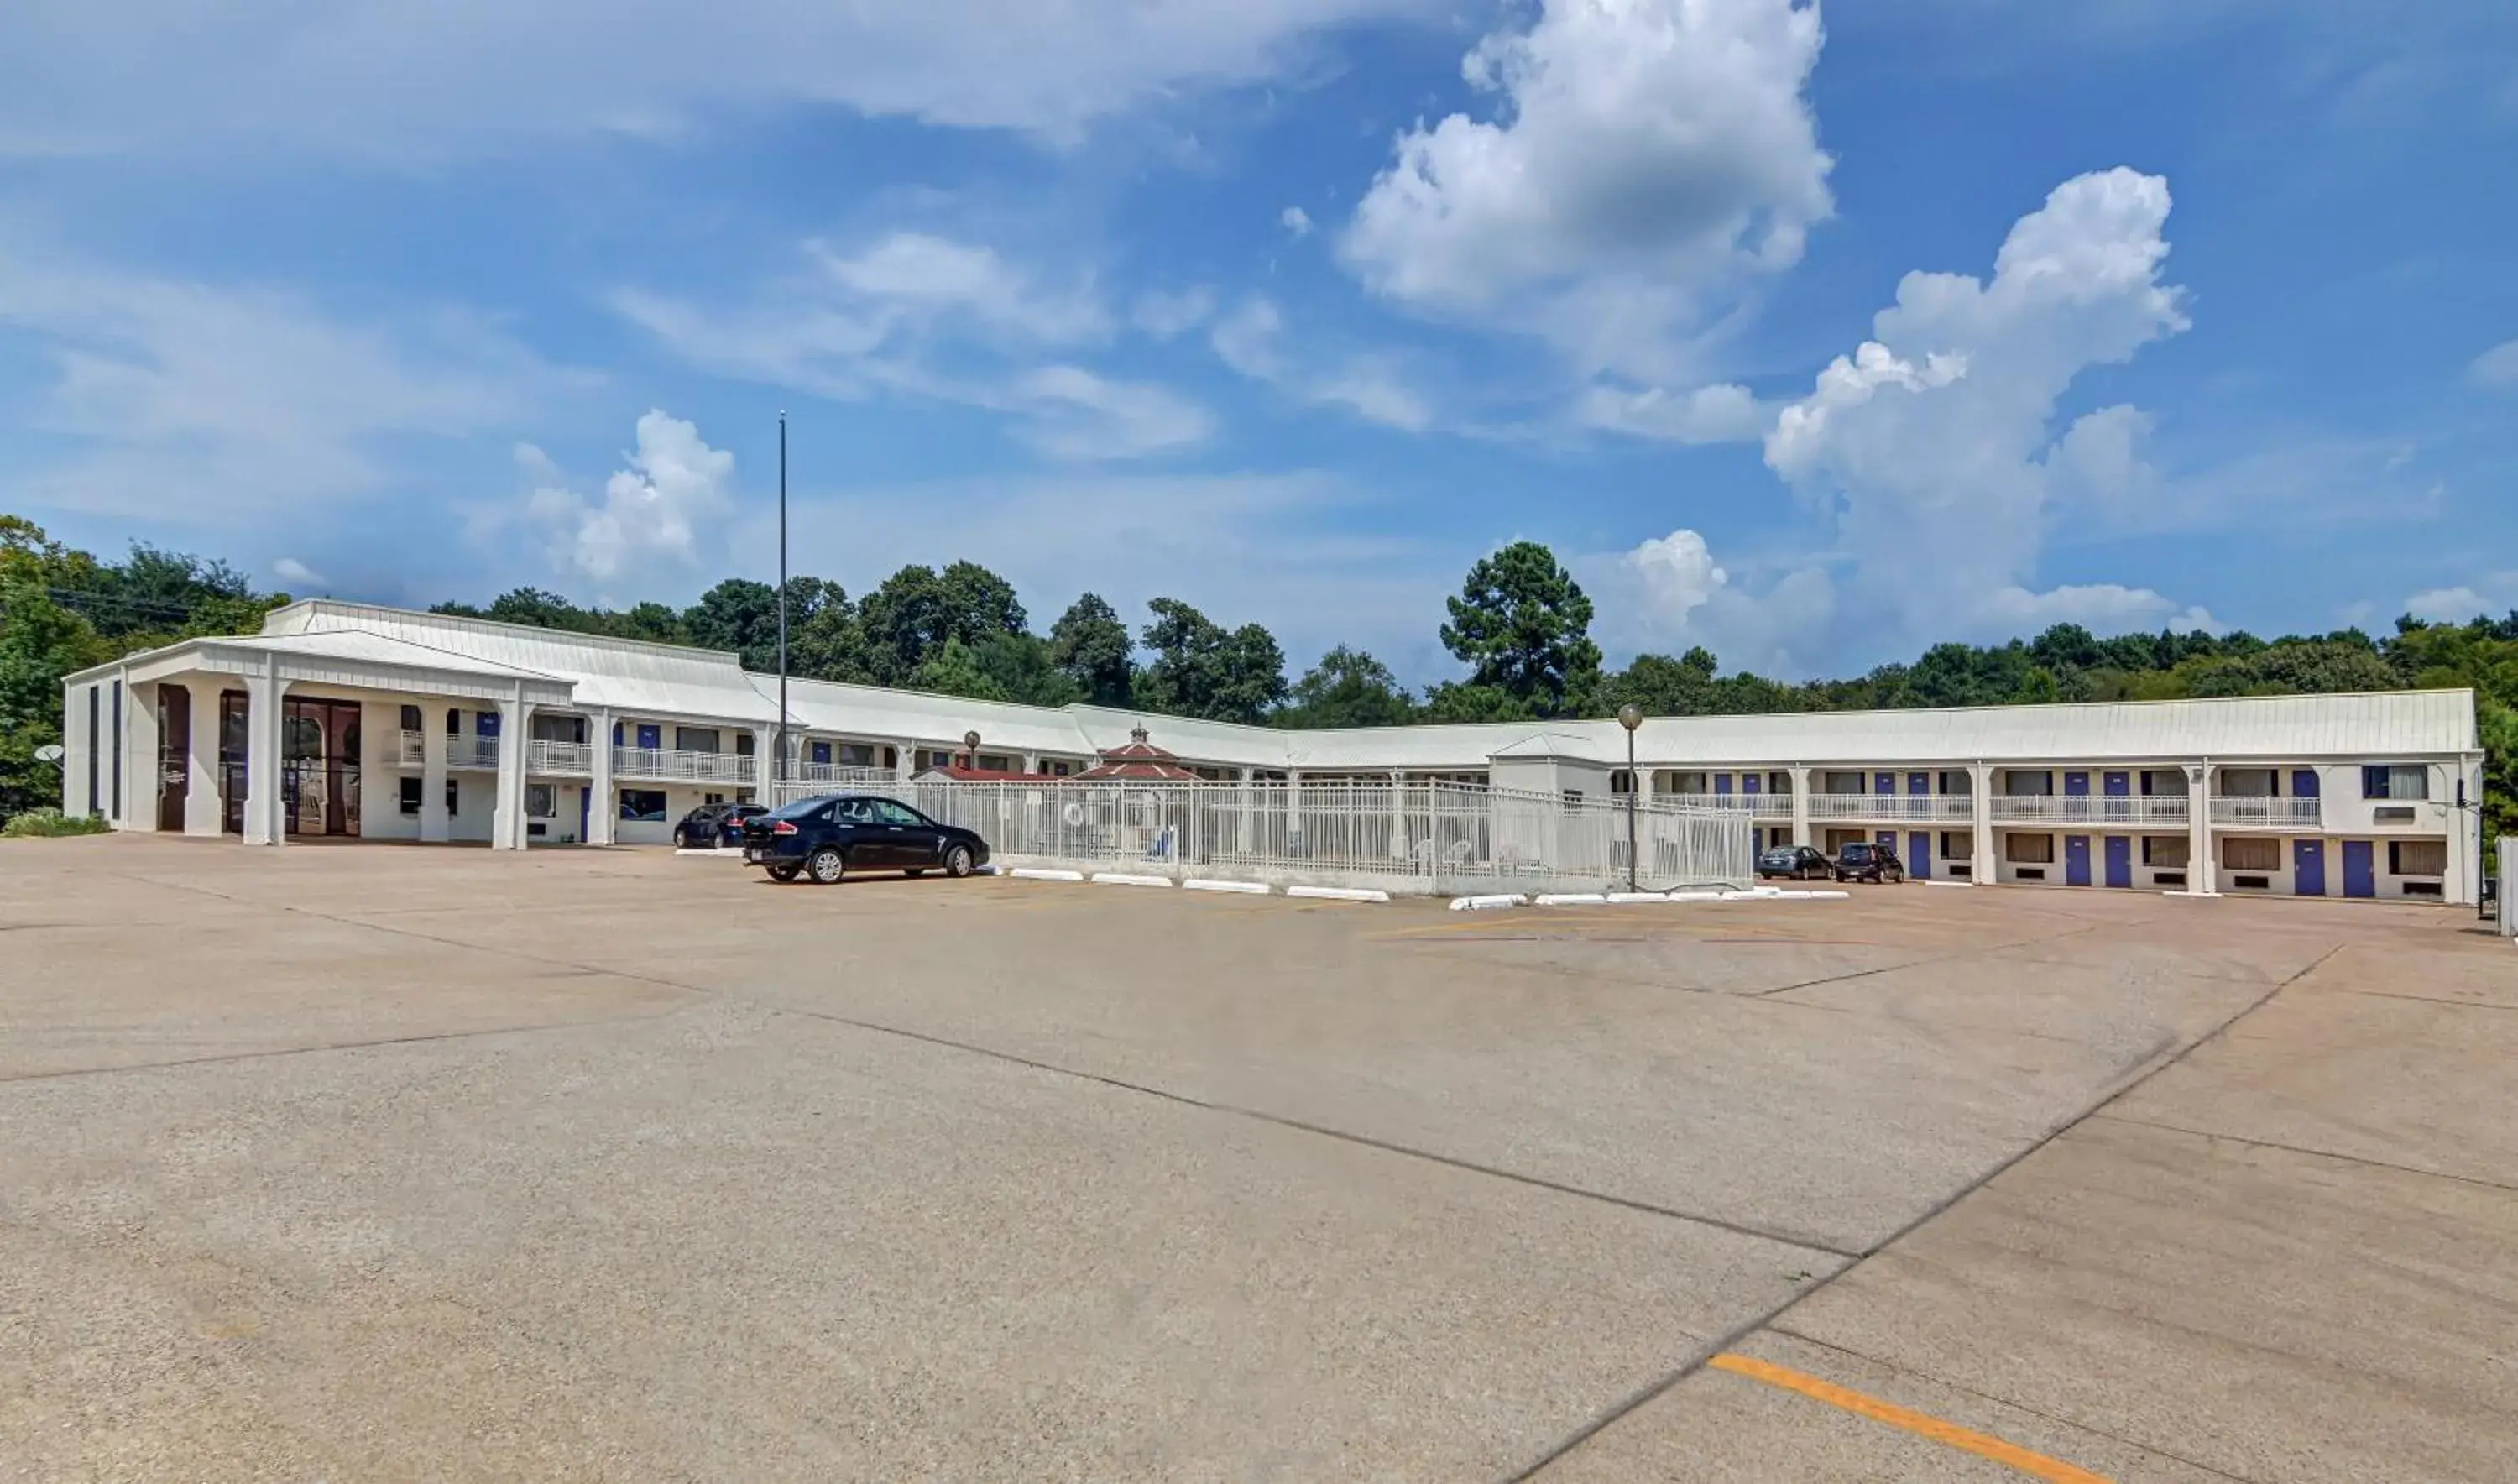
[1831,840,1906,884]
[740,793,991,885]
[672,802,767,849]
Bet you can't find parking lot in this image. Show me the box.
[3,835,2512,1481]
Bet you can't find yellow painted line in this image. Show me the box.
[1708,1353,2112,1483]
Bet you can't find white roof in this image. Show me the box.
[87,601,2477,766]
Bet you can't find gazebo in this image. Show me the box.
[1069,725,1204,782]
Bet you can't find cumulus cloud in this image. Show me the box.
[520,411,735,583]
[1606,169,2207,669]
[1279,206,1314,238]
[1209,297,1435,431]
[0,0,1443,159]
[620,233,1209,461]
[2472,338,2518,389]
[1340,0,1831,380]
[2405,576,2518,623]
[272,556,327,588]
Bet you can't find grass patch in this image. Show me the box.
[1,807,112,839]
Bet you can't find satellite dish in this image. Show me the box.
[33,744,65,764]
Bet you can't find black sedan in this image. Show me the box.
[740,793,990,885]
[1832,840,1907,884]
[1757,844,1834,880]
[672,802,767,849]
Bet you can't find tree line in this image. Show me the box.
[6,516,2515,834]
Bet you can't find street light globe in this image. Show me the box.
[963,730,982,751]
[1616,704,1643,732]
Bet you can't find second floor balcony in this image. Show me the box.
[1990,794,2193,827]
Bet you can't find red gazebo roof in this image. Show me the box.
[1070,724,1204,781]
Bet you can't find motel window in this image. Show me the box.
[1937,771,1972,796]
[1664,771,1707,794]
[619,789,668,823]
[1610,770,1635,795]
[677,728,720,754]
[2142,836,2190,868]
[447,707,461,736]
[445,778,459,815]
[1939,831,1974,860]
[400,777,422,817]
[1767,772,1793,794]
[2222,836,2280,872]
[2003,771,2054,796]
[1821,771,1865,795]
[838,743,878,768]
[2004,833,2055,865]
[980,755,1015,773]
[400,704,422,733]
[2390,839,2446,877]
[2219,768,2278,797]
[2361,764,2428,801]
[2139,769,2186,797]
[526,784,556,818]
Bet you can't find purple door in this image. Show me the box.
[2065,834,2092,886]
[2103,772,2129,795]
[2342,840,2374,898]
[2292,769,2322,798]
[2104,835,2132,888]
[2294,839,2326,896]
[1909,831,1932,880]
[1743,773,1761,796]
[1909,773,1930,795]
[2064,771,2089,795]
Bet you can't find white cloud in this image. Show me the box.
[619,233,1209,461]
[0,236,580,520]
[2471,337,2518,389]
[1131,287,1217,338]
[272,556,327,587]
[1340,0,1831,380]
[0,0,1444,159]
[1574,381,1768,444]
[1280,206,1314,238]
[1599,169,2207,671]
[520,410,735,584]
[1209,297,1434,431]
[2405,576,2517,623]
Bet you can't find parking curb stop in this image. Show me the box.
[1092,872,1174,888]
[1286,886,1389,903]
[1183,878,1271,895]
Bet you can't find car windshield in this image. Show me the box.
[1841,844,1873,860]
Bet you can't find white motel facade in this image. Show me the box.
[58,599,2489,906]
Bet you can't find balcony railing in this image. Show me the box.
[1992,795,2193,827]
[397,730,499,771]
[2209,795,2323,829]
[526,739,593,776]
[1807,793,1977,823]
[786,763,901,788]
[1660,793,1763,815]
[612,746,756,785]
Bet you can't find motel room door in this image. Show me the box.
[2103,836,2132,888]
[2064,834,2092,886]
[2293,839,2327,896]
[1909,832,1931,881]
[2340,839,2375,898]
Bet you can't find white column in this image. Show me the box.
[242,658,288,845]
[1789,766,1811,849]
[1970,761,1995,883]
[490,692,530,850]
[1238,766,1256,854]
[750,724,776,801]
[183,677,223,836]
[587,708,615,845]
[895,742,918,782]
[419,704,451,843]
[122,677,159,831]
[2186,759,2217,896]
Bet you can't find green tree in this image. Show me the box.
[1277,646,1418,729]
[858,562,1028,684]
[1136,598,1287,724]
[1601,645,1720,717]
[972,631,1084,708]
[1439,541,1601,717]
[0,522,107,823]
[682,578,782,671]
[1048,593,1135,707]
[1419,682,1534,724]
[908,635,1008,702]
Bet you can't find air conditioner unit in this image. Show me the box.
[2374,806,2416,823]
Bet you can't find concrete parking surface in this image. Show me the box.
[3,835,2512,1481]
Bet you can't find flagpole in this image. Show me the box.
[776,410,789,792]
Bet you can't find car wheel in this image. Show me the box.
[765,863,800,883]
[943,844,975,878]
[807,847,848,885]
[671,827,687,849]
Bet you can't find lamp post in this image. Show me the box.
[1617,704,1643,891]
[963,729,982,771]
[776,411,789,791]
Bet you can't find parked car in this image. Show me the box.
[1757,844,1834,880]
[672,802,768,849]
[1832,840,1906,884]
[740,793,990,885]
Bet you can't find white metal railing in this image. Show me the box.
[2209,796,2322,828]
[1807,794,1977,823]
[612,746,756,785]
[785,763,900,788]
[526,739,593,776]
[771,777,1755,896]
[398,729,422,766]
[1993,795,2193,826]
[397,729,499,771]
[1659,793,1762,816]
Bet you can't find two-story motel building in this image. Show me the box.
[57,600,2488,906]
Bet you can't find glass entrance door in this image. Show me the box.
[283,698,363,838]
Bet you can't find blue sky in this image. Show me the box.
[3,0,2514,684]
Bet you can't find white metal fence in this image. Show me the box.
[771,777,1754,896]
